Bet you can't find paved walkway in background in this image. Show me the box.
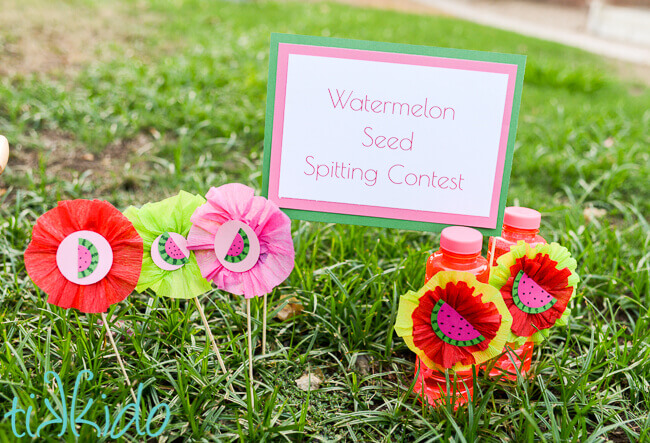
[325,0,650,83]
[414,0,650,66]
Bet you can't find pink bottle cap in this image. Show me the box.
[504,207,541,230]
[440,226,483,255]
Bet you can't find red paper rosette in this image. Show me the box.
[24,200,143,313]
[395,271,512,371]
[489,242,579,344]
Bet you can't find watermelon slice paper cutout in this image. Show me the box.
[26,200,141,313]
[512,270,557,314]
[224,229,250,264]
[158,232,189,266]
[431,299,486,347]
[78,238,99,279]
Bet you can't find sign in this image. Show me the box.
[262,34,525,234]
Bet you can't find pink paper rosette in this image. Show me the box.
[187,183,295,298]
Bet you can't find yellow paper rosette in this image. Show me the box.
[489,241,580,345]
[395,271,513,372]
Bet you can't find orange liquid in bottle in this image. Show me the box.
[426,248,489,284]
[415,226,487,408]
[487,207,546,380]
[487,225,546,267]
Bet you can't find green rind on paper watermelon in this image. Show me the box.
[224,228,250,264]
[158,232,189,266]
[430,299,485,347]
[78,238,99,279]
[512,270,557,314]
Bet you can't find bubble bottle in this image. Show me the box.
[486,206,546,380]
[415,226,488,408]
[426,226,489,284]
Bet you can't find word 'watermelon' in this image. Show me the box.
[224,229,250,264]
[512,270,557,314]
[431,299,485,347]
[78,238,99,279]
[158,232,189,266]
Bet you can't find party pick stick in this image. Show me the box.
[193,296,228,376]
[24,199,143,399]
[123,192,230,381]
[246,298,254,408]
[488,235,501,271]
[187,183,295,408]
[262,294,267,355]
[101,313,138,403]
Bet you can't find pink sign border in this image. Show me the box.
[268,43,518,229]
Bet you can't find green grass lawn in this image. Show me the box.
[1,0,649,441]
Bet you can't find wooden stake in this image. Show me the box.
[193,297,228,376]
[101,313,137,403]
[488,236,504,273]
[262,294,267,355]
[247,297,254,409]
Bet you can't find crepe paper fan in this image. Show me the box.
[123,191,213,299]
[124,192,230,381]
[395,271,513,372]
[24,199,143,314]
[187,183,295,406]
[489,241,579,345]
[186,183,295,298]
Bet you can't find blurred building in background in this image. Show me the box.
[587,0,650,46]
[416,0,650,66]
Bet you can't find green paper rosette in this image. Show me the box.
[124,191,212,299]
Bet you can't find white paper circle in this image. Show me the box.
[56,230,113,285]
[151,232,190,271]
[213,220,260,273]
